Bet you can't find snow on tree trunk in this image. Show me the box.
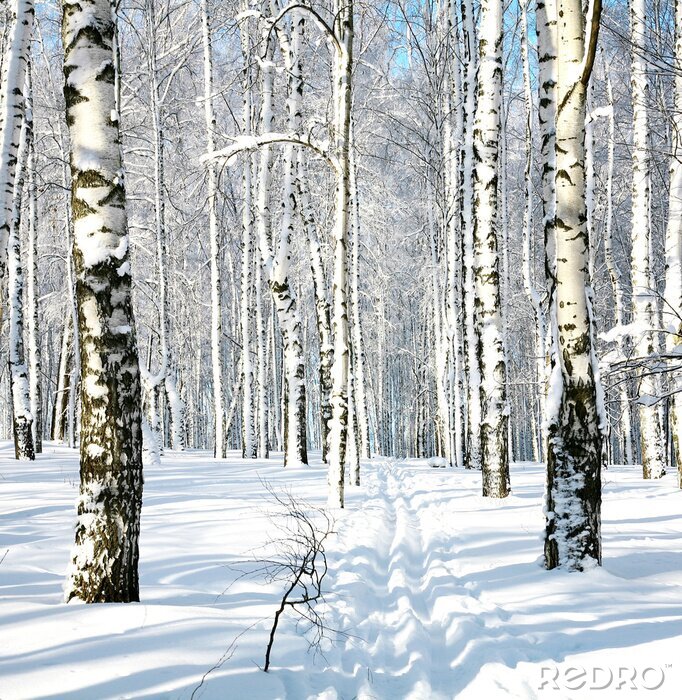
[62,0,144,603]
[327,0,354,508]
[240,7,256,459]
[0,0,33,325]
[200,0,225,458]
[544,0,603,571]
[460,0,481,471]
[7,103,34,461]
[254,11,308,468]
[25,61,41,454]
[255,254,269,458]
[664,0,682,484]
[630,0,666,479]
[349,122,371,459]
[444,0,464,470]
[536,0,558,463]
[474,0,509,498]
[272,10,308,469]
[521,0,546,464]
[288,15,332,456]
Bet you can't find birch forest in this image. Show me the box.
[0,0,681,695]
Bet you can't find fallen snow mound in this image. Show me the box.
[427,455,448,468]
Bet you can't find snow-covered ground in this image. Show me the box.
[1,441,680,699]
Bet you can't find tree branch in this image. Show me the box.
[203,132,340,173]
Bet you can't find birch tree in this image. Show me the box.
[460,0,481,471]
[535,0,558,453]
[665,0,682,483]
[544,0,604,571]
[240,5,257,459]
[474,0,509,497]
[26,62,41,453]
[0,0,33,322]
[200,0,225,458]
[263,2,308,468]
[62,0,144,603]
[521,0,546,463]
[326,0,354,507]
[630,0,666,479]
[7,97,34,460]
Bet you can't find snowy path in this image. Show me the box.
[300,460,682,700]
[314,460,472,698]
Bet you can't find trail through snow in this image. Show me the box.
[307,459,508,699]
[299,460,681,700]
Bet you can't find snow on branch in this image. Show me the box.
[203,132,339,172]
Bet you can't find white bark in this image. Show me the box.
[536,0,558,458]
[141,0,185,453]
[240,6,256,459]
[0,0,33,323]
[52,318,72,442]
[444,0,464,470]
[7,100,34,460]
[25,61,41,453]
[630,0,666,479]
[201,0,225,458]
[665,0,682,483]
[474,0,509,497]
[521,0,546,463]
[256,252,269,458]
[327,0,353,508]
[349,122,370,459]
[460,0,481,471]
[544,0,603,570]
[62,0,144,602]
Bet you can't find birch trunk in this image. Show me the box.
[7,102,34,460]
[536,0,558,463]
[460,0,481,470]
[0,0,33,323]
[474,0,509,497]
[444,0,464,470]
[665,0,682,483]
[272,15,308,468]
[327,0,353,508]
[200,0,225,458]
[256,254,269,457]
[521,0,546,463]
[544,0,603,570]
[240,7,256,459]
[630,0,666,479]
[250,18,305,467]
[26,61,41,453]
[62,0,144,602]
[349,123,371,459]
